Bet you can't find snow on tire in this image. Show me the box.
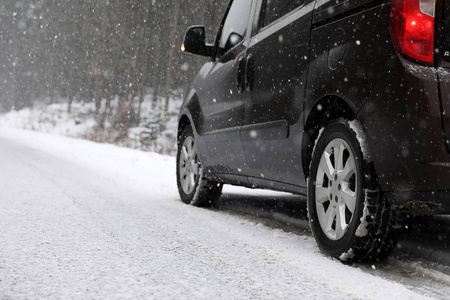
[307,119,399,262]
[176,126,222,207]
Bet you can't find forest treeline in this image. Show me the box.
[0,0,228,112]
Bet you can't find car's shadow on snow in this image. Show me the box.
[399,215,450,265]
[212,189,450,296]
[216,190,310,236]
[214,188,450,268]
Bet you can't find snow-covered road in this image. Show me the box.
[0,128,448,299]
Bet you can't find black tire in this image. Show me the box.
[176,126,222,207]
[307,119,399,262]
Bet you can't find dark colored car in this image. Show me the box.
[177,0,450,262]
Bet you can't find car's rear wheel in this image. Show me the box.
[177,126,222,207]
[308,120,399,262]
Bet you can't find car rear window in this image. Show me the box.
[261,0,304,27]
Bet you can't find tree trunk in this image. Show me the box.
[68,95,73,113]
[164,0,181,111]
[137,86,144,122]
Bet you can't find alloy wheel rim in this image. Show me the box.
[179,136,200,195]
[315,138,358,240]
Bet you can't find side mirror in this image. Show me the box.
[181,26,213,57]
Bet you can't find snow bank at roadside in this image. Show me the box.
[0,95,181,155]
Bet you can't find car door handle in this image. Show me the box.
[245,55,255,92]
[237,55,246,94]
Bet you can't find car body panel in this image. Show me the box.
[240,0,315,186]
[181,0,257,176]
[179,0,450,214]
[312,0,385,25]
[437,0,450,152]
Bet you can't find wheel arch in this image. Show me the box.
[178,114,192,142]
[302,96,358,178]
[178,92,203,141]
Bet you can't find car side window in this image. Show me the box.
[261,0,304,27]
[218,0,253,55]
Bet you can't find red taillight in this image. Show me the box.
[391,0,435,64]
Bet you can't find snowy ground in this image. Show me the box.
[1,128,450,299]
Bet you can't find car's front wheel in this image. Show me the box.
[176,126,222,207]
[308,120,399,262]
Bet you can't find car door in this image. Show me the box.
[241,0,315,186]
[195,0,255,177]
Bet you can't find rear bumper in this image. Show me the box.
[358,54,450,214]
[359,50,450,191]
[359,57,450,216]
